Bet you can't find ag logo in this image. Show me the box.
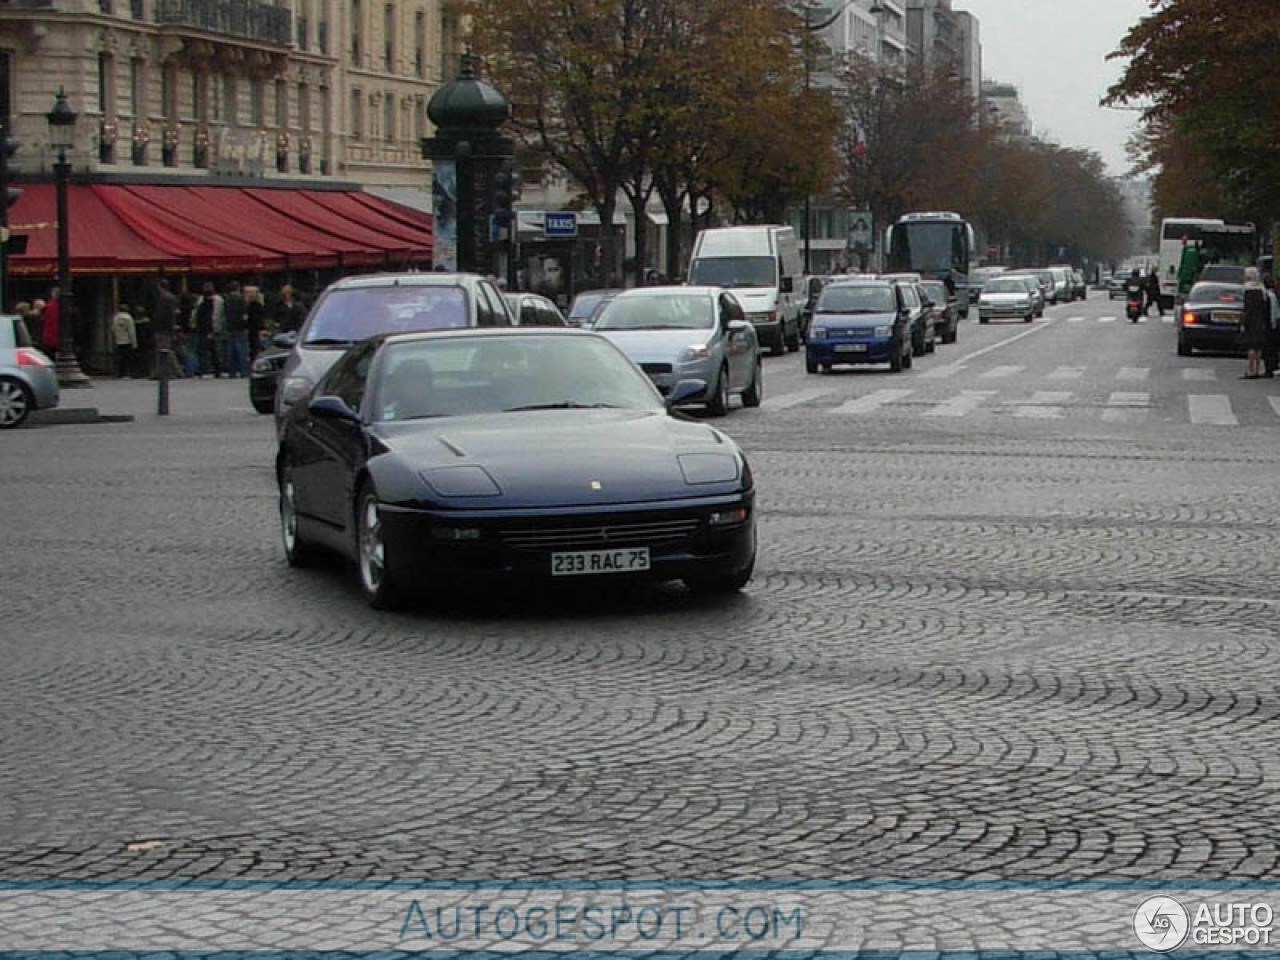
[1134,895,1190,952]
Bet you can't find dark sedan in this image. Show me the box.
[277,328,757,608]
[1178,281,1244,356]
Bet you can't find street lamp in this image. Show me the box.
[47,88,89,387]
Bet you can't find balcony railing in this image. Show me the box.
[154,0,292,47]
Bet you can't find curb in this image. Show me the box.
[27,408,136,426]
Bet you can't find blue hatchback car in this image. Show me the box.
[805,279,914,374]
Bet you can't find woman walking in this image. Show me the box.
[1242,267,1270,379]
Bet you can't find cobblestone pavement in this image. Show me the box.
[2,291,1279,886]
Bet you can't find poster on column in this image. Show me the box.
[432,159,458,271]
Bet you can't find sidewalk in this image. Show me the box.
[32,376,269,426]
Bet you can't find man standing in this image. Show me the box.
[245,285,265,361]
[111,303,136,378]
[224,282,249,378]
[1145,267,1163,316]
[195,283,226,377]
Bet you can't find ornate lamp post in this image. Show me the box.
[47,89,89,386]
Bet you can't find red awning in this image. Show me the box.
[8,183,433,276]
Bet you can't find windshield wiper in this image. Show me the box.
[504,402,623,412]
[303,337,355,347]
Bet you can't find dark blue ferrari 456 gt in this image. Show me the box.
[276,328,757,607]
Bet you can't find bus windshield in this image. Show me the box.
[888,222,966,274]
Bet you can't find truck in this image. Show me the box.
[687,225,803,355]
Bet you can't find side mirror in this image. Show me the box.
[271,330,298,349]
[308,395,360,423]
[727,319,749,334]
[666,379,706,410]
[780,276,794,294]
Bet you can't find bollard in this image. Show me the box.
[157,346,170,416]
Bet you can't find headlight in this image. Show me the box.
[680,344,711,362]
[708,506,749,526]
[252,356,279,374]
[874,325,892,338]
[279,376,313,408]
[809,326,827,340]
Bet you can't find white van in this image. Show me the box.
[687,225,803,355]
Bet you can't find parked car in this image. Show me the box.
[0,314,58,428]
[919,279,960,344]
[882,275,937,355]
[274,273,514,427]
[687,225,803,355]
[1177,281,1244,357]
[566,289,623,328]
[1071,270,1087,300]
[276,328,757,607]
[505,292,568,327]
[1047,266,1073,303]
[800,275,833,343]
[805,278,914,374]
[977,275,1038,323]
[592,286,762,416]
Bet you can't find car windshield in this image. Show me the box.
[373,335,662,421]
[986,279,1030,294]
[921,282,948,304]
[568,293,606,320]
[593,293,715,331]
[303,286,469,345]
[688,256,776,288]
[818,285,896,314]
[1187,283,1243,305]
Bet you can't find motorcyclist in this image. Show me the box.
[1123,269,1145,321]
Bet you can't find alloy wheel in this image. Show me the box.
[0,379,30,428]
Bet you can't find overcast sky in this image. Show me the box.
[958,0,1152,177]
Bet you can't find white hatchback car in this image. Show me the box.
[0,314,58,428]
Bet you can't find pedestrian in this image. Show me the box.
[1240,266,1269,379]
[111,302,137,377]
[178,290,199,377]
[1264,273,1280,379]
[40,289,60,359]
[13,301,33,345]
[244,285,265,361]
[224,281,249,377]
[275,284,306,332]
[1145,267,1163,316]
[194,282,226,377]
[132,303,153,378]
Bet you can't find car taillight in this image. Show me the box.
[16,348,50,367]
[768,311,778,323]
[1182,311,1198,325]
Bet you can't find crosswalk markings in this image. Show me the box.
[979,365,1023,380]
[1012,390,1072,419]
[1116,367,1149,381]
[831,388,913,415]
[923,390,998,418]
[1047,366,1085,380]
[1098,316,1116,323]
[919,364,964,379]
[1162,316,1176,324]
[762,388,830,411]
[1188,394,1237,426]
[1067,316,1085,323]
[1101,392,1150,423]
[1181,368,1217,381]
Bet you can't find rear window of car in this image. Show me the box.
[303,286,469,344]
[1187,283,1243,304]
[10,315,32,347]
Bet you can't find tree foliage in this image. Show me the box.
[1105,0,1280,225]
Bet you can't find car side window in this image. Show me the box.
[322,343,375,413]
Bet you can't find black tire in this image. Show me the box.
[1177,341,1192,357]
[251,393,275,415]
[903,350,913,370]
[706,365,730,417]
[741,358,763,407]
[279,466,318,568]
[1024,312,1033,323]
[684,556,754,596]
[805,354,819,374]
[943,323,957,345]
[0,376,33,429]
[785,322,800,353]
[889,345,903,373]
[912,334,925,358]
[355,483,406,610]
[979,316,989,324]
[770,332,785,357]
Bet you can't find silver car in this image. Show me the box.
[0,314,58,428]
[977,276,1038,323]
[592,286,762,416]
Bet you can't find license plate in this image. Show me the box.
[551,548,651,576]
[835,343,868,353]
[1212,312,1239,325]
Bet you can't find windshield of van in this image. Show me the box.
[304,286,469,345]
[688,256,777,289]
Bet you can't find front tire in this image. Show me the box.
[356,484,405,610]
[741,358,763,407]
[251,393,275,415]
[0,376,33,429]
[279,467,319,568]
[706,365,730,417]
[1177,341,1192,357]
[805,354,819,375]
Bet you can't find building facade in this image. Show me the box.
[981,80,1033,140]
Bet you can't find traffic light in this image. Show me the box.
[493,161,515,224]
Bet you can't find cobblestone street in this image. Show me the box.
[3,293,1280,888]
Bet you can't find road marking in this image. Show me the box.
[950,316,1055,366]
[1012,390,1071,419]
[1271,397,1280,419]
[919,364,964,379]
[1101,391,1150,423]
[1047,366,1085,380]
[830,388,914,415]
[1188,394,1237,426]
[1066,316,1085,323]
[762,388,830,411]
[1161,316,1175,324]
[923,390,998,418]
[1098,316,1116,323]
[1116,366,1149,381]
[1181,367,1217,381]
[979,365,1023,379]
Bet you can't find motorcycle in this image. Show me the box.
[1125,294,1143,322]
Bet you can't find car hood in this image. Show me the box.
[811,310,897,328]
[595,329,718,363]
[730,288,781,313]
[373,409,744,509]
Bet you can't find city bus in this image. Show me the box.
[1156,217,1257,310]
[885,211,976,315]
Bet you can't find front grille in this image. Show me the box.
[640,363,673,375]
[501,517,701,552]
